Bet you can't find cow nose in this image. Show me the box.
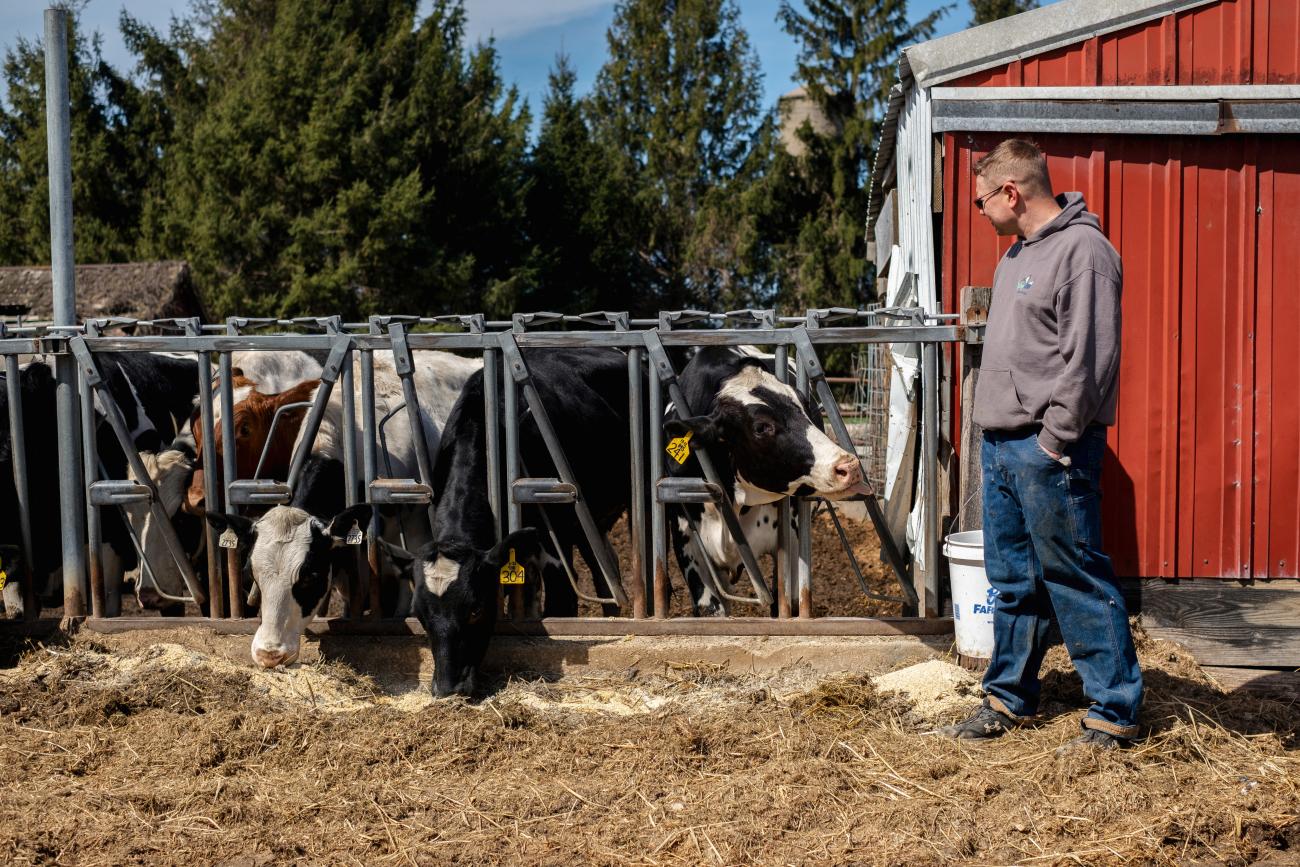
[253,647,292,668]
[833,456,862,486]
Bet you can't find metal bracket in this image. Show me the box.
[87,480,152,506]
[512,312,564,332]
[368,478,433,505]
[512,478,578,504]
[227,479,292,506]
[655,477,724,504]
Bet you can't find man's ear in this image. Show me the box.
[326,504,372,547]
[205,512,255,547]
[486,528,544,573]
[664,412,725,448]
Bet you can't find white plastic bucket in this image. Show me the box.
[944,530,996,658]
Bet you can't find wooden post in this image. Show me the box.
[958,286,992,533]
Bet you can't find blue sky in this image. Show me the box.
[1,1,1050,119]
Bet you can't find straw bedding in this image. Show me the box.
[0,625,1295,865]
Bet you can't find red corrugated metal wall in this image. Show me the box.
[941,0,1300,579]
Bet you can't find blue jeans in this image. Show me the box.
[979,426,1142,737]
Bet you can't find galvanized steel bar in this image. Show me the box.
[218,336,243,619]
[795,348,813,619]
[775,344,794,620]
[625,318,648,620]
[78,349,104,618]
[502,334,521,535]
[4,355,38,619]
[648,368,668,619]
[191,320,224,618]
[482,346,502,541]
[360,336,381,619]
[46,8,87,617]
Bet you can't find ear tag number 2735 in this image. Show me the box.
[666,430,693,465]
[219,529,239,549]
[499,548,526,586]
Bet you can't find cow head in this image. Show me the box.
[125,446,203,608]
[666,360,867,506]
[185,378,317,515]
[205,503,370,668]
[384,528,542,698]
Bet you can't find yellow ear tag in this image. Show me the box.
[499,548,525,586]
[0,559,7,593]
[666,430,693,465]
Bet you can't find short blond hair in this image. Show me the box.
[973,138,1053,198]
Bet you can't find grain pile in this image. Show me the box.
[0,628,1296,865]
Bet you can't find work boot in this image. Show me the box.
[1055,728,1126,757]
[936,702,1017,740]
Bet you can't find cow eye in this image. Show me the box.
[467,606,486,625]
[238,423,251,438]
[753,420,776,438]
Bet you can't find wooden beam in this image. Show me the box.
[1140,580,1300,667]
[957,286,991,532]
[1202,666,1300,699]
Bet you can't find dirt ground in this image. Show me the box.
[1,626,1296,865]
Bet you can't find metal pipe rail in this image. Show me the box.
[0,308,958,630]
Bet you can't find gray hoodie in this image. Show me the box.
[973,192,1122,454]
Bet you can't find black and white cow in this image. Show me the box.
[383,348,633,698]
[664,347,868,616]
[0,352,201,617]
[205,504,371,667]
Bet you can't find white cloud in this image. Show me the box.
[462,0,613,43]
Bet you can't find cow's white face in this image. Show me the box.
[669,362,868,503]
[206,504,370,668]
[126,449,202,606]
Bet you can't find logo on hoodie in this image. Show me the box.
[1016,275,1035,295]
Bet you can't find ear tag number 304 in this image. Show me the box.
[219,529,239,549]
[666,430,693,465]
[499,548,526,586]
[0,557,7,593]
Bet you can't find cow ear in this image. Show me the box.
[326,504,372,547]
[205,512,255,547]
[665,413,725,447]
[377,538,416,572]
[486,528,544,573]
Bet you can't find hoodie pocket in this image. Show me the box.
[973,368,1036,429]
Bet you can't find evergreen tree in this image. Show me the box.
[524,54,636,313]
[590,0,766,311]
[0,16,156,266]
[755,0,946,310]
[971,0,1038,26]
[129,0,531,318]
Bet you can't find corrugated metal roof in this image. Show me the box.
[867,0,1221,238]
[907,0,1220,88]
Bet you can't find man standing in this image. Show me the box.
[940,139,1142,753]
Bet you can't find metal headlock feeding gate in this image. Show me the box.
[0,307,964,636]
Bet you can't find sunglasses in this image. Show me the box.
[973,186,1002,212]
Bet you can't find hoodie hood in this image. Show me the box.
[1023,192,1100,245]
